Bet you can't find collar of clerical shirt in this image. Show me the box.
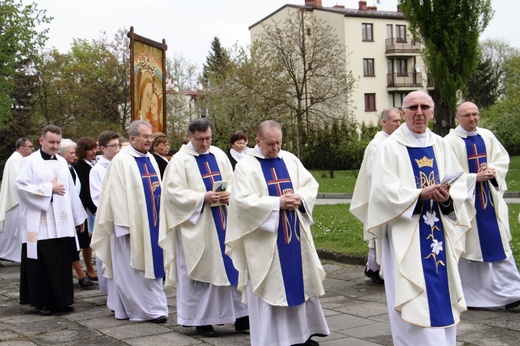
[40,150,57,160]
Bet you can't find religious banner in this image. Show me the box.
[128,27,168,134]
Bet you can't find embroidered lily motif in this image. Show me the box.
[423,210,446,273]
[423,210,439,227]
[430,239,443,255]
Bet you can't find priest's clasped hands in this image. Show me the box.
[280,192,302,210]
[477,167,496,182]
[419,184,451,203]
[205,190,230,205]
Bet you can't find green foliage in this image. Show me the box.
[0,0,51,128]
[399,0,493,136]
[480,56,520,155]
[465,56,499,108]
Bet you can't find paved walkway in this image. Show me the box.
[1,259,519,345]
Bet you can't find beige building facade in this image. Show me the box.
[250,0,432,127]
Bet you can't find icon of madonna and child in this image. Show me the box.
[135,54,164,133]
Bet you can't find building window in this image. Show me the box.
[386,24,393,39]
[397,59,407,76]
[363,59,375,76]
[362,23,374,41]
[396,25,406,42]
[364,93,376,111]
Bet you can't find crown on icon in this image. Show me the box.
[416,156,434,168]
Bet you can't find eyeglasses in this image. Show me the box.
[192,136,212,143]
[137,134,154,140]
[106,144,122,148]
[458,112,480,118]
[404,105,432,111]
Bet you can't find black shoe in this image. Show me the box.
[235,315,250,331]
[364,268,384,285]
[505,300,520,310]
[292,339,319,346]
[86,273,98,281]
[196,325,219,337]
[51,306,75,313]
[35,306,53,316]
[78,276,94,288]
[148,315,167,323]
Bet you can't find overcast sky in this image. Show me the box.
[25,0,516,71]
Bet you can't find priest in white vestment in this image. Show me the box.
[159,118,248,338]
[16,125,87,315]
[91,121,168,323]
[445,101,520,310]
[0,137,33,263]
[350,107,400,284]
[226,120,330,346]
[89,130,120,294]
[366,91,469,346]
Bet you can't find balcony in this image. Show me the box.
[385,38,422,56]
[387,72,423,89]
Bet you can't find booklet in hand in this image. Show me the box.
[211,180,228,206]
[440,171,464,186]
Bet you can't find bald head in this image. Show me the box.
[456,102,480,132]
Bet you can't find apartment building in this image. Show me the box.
[249,0,432,126]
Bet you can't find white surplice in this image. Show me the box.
[445,126,520,307]
[16,151,87,258]
[350,130,389,271]
[226,146,329,345]
[89,156,111,293]
[0,151,23,261]
[366,126,469,345]
[91,146,168,321]
[159,143,247,326]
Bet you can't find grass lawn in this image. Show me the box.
[312,156,520,193]
[311,156,520,266]
[311,203,520,266]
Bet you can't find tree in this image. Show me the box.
[33,36,127,139]
[245,9,357,157]
[481,55,520,155]
[201,37,231,86]
[165,53,200,147]
[0,0,50,128]
[399,0,493,135]
[465,55,498,108]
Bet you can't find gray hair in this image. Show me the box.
[380,107,400,120]
[58,138,76,154]
[256,120,282,138]
[15,137,31,150]
[128,120,152,137]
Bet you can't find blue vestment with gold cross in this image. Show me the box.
[258,157,305,307]
[134,156,164,279]
[408,147,454,327]
[462,135,506,262]
[195,153,238,286]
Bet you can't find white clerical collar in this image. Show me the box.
[128,145,147,157]
[187,141,210,154]
[403,124,429,146]
[456,125,478,136]
[381,130,391,138]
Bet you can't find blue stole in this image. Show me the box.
[407,147,454,327]
[194,153,238,286]
[134,156,164,279]
[258,157,305,307]
[462,135,506,262]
